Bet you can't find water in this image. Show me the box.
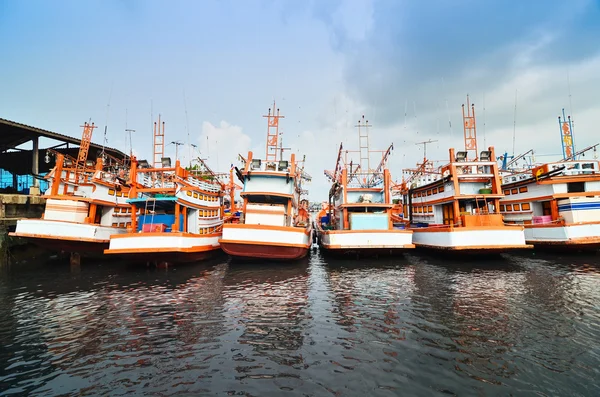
[1,251,599,396]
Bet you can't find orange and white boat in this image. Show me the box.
[10,122,135,256]
[499,110,600,250]
[219,103,313,260]
[104,156,225,264]
[401,98,531,253]
[316,116,414,255]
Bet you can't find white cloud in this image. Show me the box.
[196,120,253,172]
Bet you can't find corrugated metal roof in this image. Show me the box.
[0,117,127,158]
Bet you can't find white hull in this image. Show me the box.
[105,233,222,262]
[319,230,414,251]
[412,227,531,251]
[12,219,125,243]
[525,222,600,248]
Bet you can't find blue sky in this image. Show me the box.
[1,0,600,199]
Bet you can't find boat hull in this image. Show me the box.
[220,224,311,260]
[318,229,414,256]
[411,226,532,254]
[9,219,126,254]
[524,222,600,251]
[105,232,222,263]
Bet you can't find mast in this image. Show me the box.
[263,102,285,162]
[558,108,575,161]
[462,95,478,160]
[355,115,372,177]
[153,115,165,168]
[74,121,96,183]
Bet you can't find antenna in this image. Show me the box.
[263,101,284,162]
[442,78,452,136]
[415,139,438,162]
[183,90,191,166]
[356,115,372,173]
[512,90,517,157]
[483,92,486,147]
[461,95,478,160]
[170,141,184,161]
[153,115,165,168]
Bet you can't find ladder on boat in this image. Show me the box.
[143,198,157,231]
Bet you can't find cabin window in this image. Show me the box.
[519,186,528,193]
[522,203,531,211]
[193,192,198,199]
[427,205,432,213]
[567,182,585,193]
[511,188,518,194]
[126,222,131,227]
[112,222,118,227]
[108,189,115,195]
[427,190,432,196]
[439,186,444,193]
[506,205,513,212]
[504,190,510,195]
[114,208,120,213]
[513,204,521,211]
[433,188,438,194]
[186,191,192,196]
[499,205,505,211]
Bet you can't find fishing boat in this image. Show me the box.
[104,155,226,263]
[10,122,134,258]
[219,103,313,260]
[401,98,531,253]
[316,116,414,255]
[499,110,600,250]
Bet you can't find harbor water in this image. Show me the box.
[1,251,599,396]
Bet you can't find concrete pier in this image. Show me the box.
[0,194,45,258]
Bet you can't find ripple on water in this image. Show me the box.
[0,254,599,396]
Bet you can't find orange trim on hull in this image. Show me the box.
[414,243,533,251]
[9,232,109,243]
[411,225,524,232]
[219,239,310,249]
[322,243,415,249]
[110,231,222,239]
[223,223,311,235]
[320,229,413,235]
[104,245,220,255]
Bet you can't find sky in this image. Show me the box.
[1,0,600,200]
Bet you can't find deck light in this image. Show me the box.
[138,159,150,168]
[278,160,288,170]
[479,150,491,161]
[251,159,262,169]
[161,157,172,167]
[455,151,467,162]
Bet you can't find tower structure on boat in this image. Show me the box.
[400,96,531,253]
[316,115,414,255]
[499,109,600,250]
[219,102,313,260]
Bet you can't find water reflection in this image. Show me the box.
[0,252,599,396]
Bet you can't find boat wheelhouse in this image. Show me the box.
[402,98,531,253]
[500,151,600,250]
[498,108,600,251]
[316,116,414,255]
[11,122,134,257]
[403,146,531,253]
[219,104,313,260]
[104,157,225,263]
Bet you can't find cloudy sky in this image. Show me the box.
[2,0,599,199]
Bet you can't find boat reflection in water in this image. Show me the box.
[220,259,310,376]
[4,260,229,396]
